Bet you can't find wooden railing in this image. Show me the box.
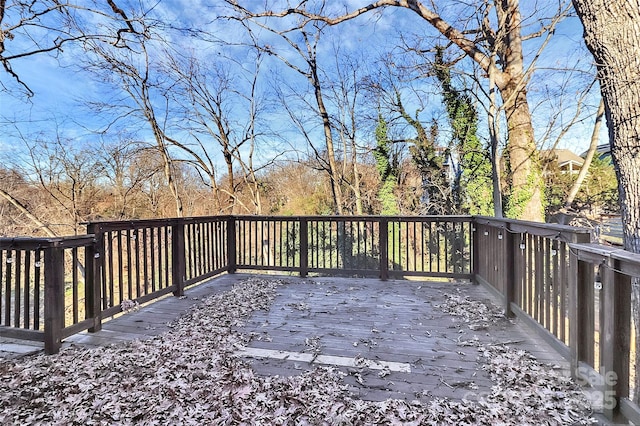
[568,244,640,423]
[0,235,96,351]
[233,216,473,279]
[473,217,592,352]
[474,216,640,424]
[1,214,639,423]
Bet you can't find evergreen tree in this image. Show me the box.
[373,115,400,215]
[433,47,493,215]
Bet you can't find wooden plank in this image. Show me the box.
[577,259,595,368]
[504,226,515,317]
[0,325,44,342]
[510,304,571,360]
[601,261,631,422]
[544,238,551,330]
[299,219,308,277]
[620,398,640,426]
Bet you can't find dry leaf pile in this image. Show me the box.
[0,277,595,424]
[436,292,504,331]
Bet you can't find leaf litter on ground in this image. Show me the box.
[0,277,596,424]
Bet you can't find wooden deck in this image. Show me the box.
[233,275,568,402]
[1,273,569,404]
[37,273,565,404]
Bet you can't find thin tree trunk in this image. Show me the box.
[0,188,57,237]
[352,159,364,215]
[488,53,503,218]
[150,120,183,218]
[312,64,344,215]
[564,98,605,208]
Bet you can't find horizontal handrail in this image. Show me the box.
[0,235,96,250]
[568,242,638,423]
[2,214,639,423]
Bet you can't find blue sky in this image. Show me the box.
[0,1,603,171]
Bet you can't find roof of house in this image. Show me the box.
[581,143,613,163]
[540,149,585,167]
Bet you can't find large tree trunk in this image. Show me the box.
[500,84,543,220]
[495,0,543,221]
[572,0,640,404]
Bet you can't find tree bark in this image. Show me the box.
[493,0,543,221]
[572,0,640,404]
[500,83,542,220]
[488,54,504,217]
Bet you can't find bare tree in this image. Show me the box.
[563,98,605,209]
[81,21,185,217]
[230,14,347,214]
[0,168,57,237]
[323,45,370,215]
[6,134,105,235]
[0,0,138,95]
[165,45,274,214]
[227,0,572,221]
[98,139,164,219]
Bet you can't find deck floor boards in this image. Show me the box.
[38,273,568,403]
[231,275,568,402]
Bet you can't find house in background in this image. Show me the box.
[540,149,585,174]
[581,143,613,163]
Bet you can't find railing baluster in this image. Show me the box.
[5,249,13,325]
[171,220,185,297]
[134,229,141,298]
[379,218,389,281]
[227,218,236,273]
[126,229,132,301]
[601,258,631,422]
[164,225,170,289]
[300,218,308,277]
[142,228,149,296]
[117,230,124,305]
[34,250,42,330]
[24,251,31,329]
[559,243,567,343]
[72,246,79,325]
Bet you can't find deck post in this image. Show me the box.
[43,242,64,354]
[85,223,103,333]
[299,218,308,277]
[601,258,630,422]
[379,219,389,281]
[171,220,185,297]
[226,217,237,274]
[471,219,479,284]
[504,224,515,317]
